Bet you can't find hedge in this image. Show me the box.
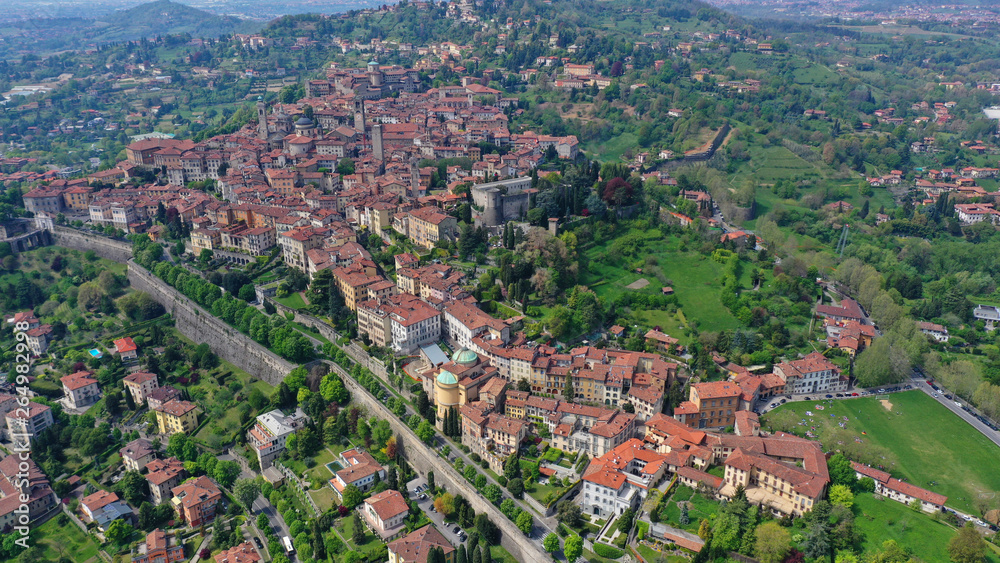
[593,544,625,559]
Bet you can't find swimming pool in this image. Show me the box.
[88,349,102,358]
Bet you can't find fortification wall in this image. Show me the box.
[127,261,294,385]
[51,226,134,262]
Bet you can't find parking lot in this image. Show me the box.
[757,384,916,414]
[406,476,467,548]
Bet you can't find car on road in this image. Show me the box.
[825,394,833,398]
[430,505,436,512]
[419,494,427,500]
[932,393,938,398]
[945,394,953,400]
[780,399,786,404]
[253,537,264,549]
[453,526,461,534]
[804,396,811,401]
[852,392,859,396]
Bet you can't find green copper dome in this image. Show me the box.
[452,348,477,365]
[436,370,458,385]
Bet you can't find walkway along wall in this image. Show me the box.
[322,359,550,562]
[51,226,134,262]
[127,260,294,386]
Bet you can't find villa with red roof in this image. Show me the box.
[362,489,410,540]
[387,525,455,563]
[114,337,139,361]
[331,448,386,497]
[61,371,101,409]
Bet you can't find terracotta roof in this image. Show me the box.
[214,542,261,563]
[61,371,98,391]
[82,490,119,513]
[365,489,410,521]
[156,399,197,417]
[386,525,455,563]
[114,337,138,353]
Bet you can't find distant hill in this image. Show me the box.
[86,0,261,43]
[0,0,261,59]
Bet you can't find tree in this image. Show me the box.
[434,493,455,516]
[428,471,436,494]
[679,503,689,526]
[352,513,365,545]
[417,420,436,443]
[556,502,582,528]
[803,501,832,560]
[563,535,583,562]
[827,454,857,489]
[503,452,521,480]
[233,479,261,512]
[828,484,855,508]
[213,460,241,488]
[515,511,533,535]
[543,533,560,554]
[105,519,133,545]
[562,372,574,401]
[484,484,502,503]
[115,471,148,505]
[755,521,791,563]
[341,484,363,509]
[507,478,524,499]
[948,523,987,563]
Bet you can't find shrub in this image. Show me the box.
[613,533,628,548]
[593,544,624,559]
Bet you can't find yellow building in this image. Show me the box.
[190,229,220,254]
[435,369,460,431]
[155,399,199,435]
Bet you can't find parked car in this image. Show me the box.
[825,394,833,399]
[453,526,461,534]
[253,537,264,549]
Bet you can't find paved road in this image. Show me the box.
[252,495,298,563]
[407,476,468,547]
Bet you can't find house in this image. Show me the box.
[132,529,185,563]
[578,438,669,518]
[918,321,949,343]
[721,439,829,517]
[331,448,386,496]
[673,381,744,429]
[6,402,54,443]
[115,337,139,361]
[973,305,1000,330]
[248,408,309,470]
[773,352,847,394]
[146,458,187,505]
[81,490,134,530]
[214,542,261,563]
[815,298,865,324]
[0,455,57,531]
[120,438,157,472]
[171,476,222,527]
[851,462,946,513]
[644,329,680,354]
[123,371,159,406]
[387,525,456,563]
[61,371,102,409]
[24,325,53,355]
[146,386,182,412]
[362,489,410,540]
[155,400,199,435]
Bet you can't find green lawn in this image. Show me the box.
[763,391,1000,514]
[852,493,999,563]
[658,485,721,533]
[33,514,102,563]
[636,544,687,562]
[309,486,340,512]
[275,292,307,309]
[335,513,386,556]
[579,232,740,333]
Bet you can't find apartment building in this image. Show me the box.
[673,381,745,430]
[772,351,847,395]
[61,371,102,409]
[123,371,160,406]
[155,400,200,435]
[247,408,309,470]
[171,476,222,527]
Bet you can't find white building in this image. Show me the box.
[389,299,442,354]
[580,466,639,519]
[6,402,54,442]
[362,489,409,540]
[61,371,102,409]
[772,351,847,394]
[852,462,946,513]
[247,408,309,470]
[442,301,510,351]
[918,321,949,343]
[120,438,157,472]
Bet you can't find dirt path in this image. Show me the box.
[880,398,893,411]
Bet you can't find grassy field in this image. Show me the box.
[657,485,722,533]
[275,292,307,309]
[762,391,1000,514]
[579,232,742,332]
[852,493,999,563]
[33,514,102,563]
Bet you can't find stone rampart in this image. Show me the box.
[127,260,294,385]
[51,226,134,262]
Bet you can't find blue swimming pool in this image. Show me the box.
[88,349,102,358]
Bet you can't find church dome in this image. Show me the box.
[452,348,477,365]
[436,370,458,385]
[295,116,313,126]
